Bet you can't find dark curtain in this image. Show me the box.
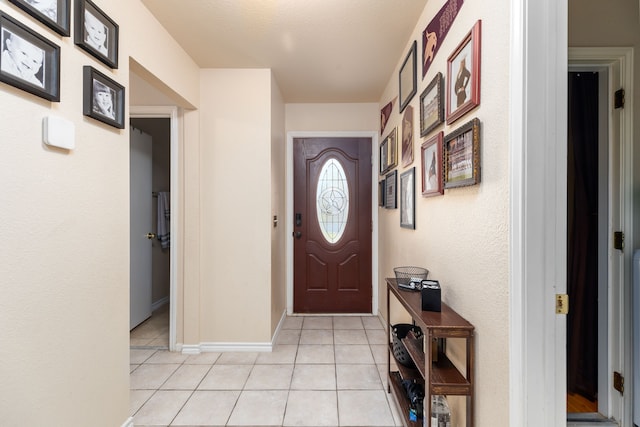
[567,72,599,402]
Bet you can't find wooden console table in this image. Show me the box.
[386,278,475,427]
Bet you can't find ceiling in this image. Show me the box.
[141,0,428,103]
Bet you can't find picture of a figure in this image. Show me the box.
[92,79,115,120]
[25,0,57,21]
[427,150,437,190]
[84,9,108,56]
[454,55,470,107]
[1,28,44,88]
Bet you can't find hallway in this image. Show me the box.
[130,315,402,426]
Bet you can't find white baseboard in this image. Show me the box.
[179,312,284,355]
[151,296,169,312]
[201,342,272,352]
[181,341,273,354]
[180,344,200,355]
[271,309,287,345]
[120,417,134,427]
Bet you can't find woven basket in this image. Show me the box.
[393,266,429,285]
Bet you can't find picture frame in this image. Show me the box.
[8,0,70,36]
[378,179,386,207]
[399,40,417,114]
[401,105,414,167]
[83,65,125,129]
[400,167,416,229]
[0,12,60,101]
[444,118,481,188]
[75,0,118,68]
[379,127,397,175]
[421,131,444,197]
[385,170,397,209]
[420,72,444,137]
[446,20,481,124]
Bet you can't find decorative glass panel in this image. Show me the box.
[316,158,349,243]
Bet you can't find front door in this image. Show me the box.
[293,137,372,313]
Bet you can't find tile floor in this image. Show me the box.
[130,315,403,427]
[130,305,170,349]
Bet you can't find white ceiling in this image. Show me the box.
[141,0,428,103]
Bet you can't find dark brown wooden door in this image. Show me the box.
[293,137,372,313]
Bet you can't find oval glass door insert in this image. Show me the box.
[316,158,349,243]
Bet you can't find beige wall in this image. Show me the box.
[197,69,275,343]
[271,75,287,333]
[377,1,511,425]
[0,0,199,425]
[285,103,379,131]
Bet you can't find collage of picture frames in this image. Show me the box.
[379,5,482,231]
[0,0,125,129]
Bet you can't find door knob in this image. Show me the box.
[146,232,156,239]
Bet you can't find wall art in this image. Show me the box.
[399,40,417,113]
[420,72,444,137]
[379,127,398,175]
[75,0,118,68]
[444,118,480,188]
[83,65,125,128]
[400,167,415,229]
[421,131,444,197]
[0,12,60,101]
[8,0,70,36]
[385,169,397,209]
[446,20,481,124]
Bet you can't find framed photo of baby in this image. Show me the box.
[8,0,70,36]
[83,66,125,129]
[0,12,60,101]
[446,20,481,125]
[75,0,118,68]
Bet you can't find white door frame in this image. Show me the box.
[130,106,179,352]
[509,0,568,425]
[568,47,634,424]
[286,131,379,316]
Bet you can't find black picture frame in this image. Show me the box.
[444,118,481,188]
[400,167,416,229]
[83,65,125,129]
[75,0,118,68]
[0,12,60,101]
[399,40,417,114]
[420,72,444,137]
[385,170,397,209]
[8,0,70,36]
[378,179,386,207]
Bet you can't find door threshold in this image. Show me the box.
[567,413,619,426]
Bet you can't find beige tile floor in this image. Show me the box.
[130,315,403,427]
[130,305,170,349]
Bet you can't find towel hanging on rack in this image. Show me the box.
[156,191,170,249]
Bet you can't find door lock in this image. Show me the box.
[146,232,156,239]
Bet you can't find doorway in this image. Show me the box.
[129,106,179,351]
[566,47,633,424]
[292,137,372,313]
[566,70,605,415]
[130,117,171,348]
